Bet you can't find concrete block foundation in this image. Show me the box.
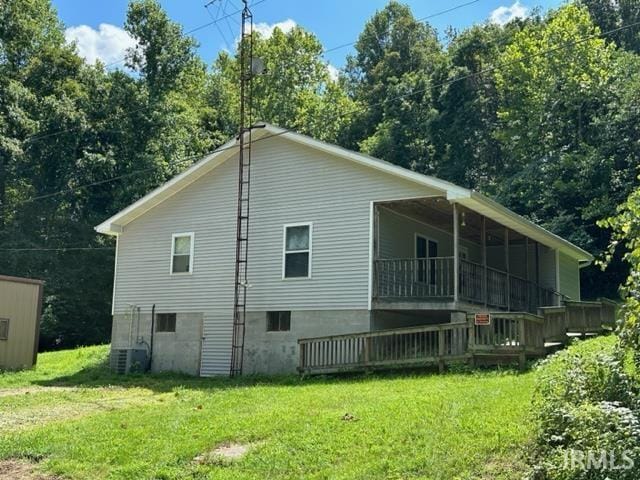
[111,312,203,375]
[242,310,371,375]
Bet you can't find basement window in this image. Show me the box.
[0,318,8,340]
[283,223,312,279]
[156,313,177,333]
[171,233,194,274]
[267,311,291,332]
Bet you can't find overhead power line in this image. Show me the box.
[104,0,267,68]
[6,17,640,215]
[322,0,481,55]
[1,247,115,252]
[21,0,268,145]
[23,0,470,146]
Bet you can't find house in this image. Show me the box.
[0,274,44,370]
[96,123,603,376]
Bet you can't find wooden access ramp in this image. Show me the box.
[539,298,617,341]
[298,312,547,375]
[298,300,617,376]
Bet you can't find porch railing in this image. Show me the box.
[374,257,561,312]
[375,257,454,299]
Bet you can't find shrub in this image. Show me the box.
[530,337,640,479]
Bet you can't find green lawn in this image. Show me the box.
[0,345,537,479]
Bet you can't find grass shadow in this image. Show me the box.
[33,355,532,394]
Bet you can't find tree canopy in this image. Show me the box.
[1,0,639,348]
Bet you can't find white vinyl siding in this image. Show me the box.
[558,251,581,300]
[378,207,481,263]
[113,136,439,375]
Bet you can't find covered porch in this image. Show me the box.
[372,196,565,313]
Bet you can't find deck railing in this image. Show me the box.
[299,322,469,374]
[298,313,545,374]
[565,301,609,333]
[374,257,561,312]
[470,312,545,355]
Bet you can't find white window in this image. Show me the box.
[170,233,194,274]
[283,223,312,279]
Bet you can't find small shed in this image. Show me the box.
[0,274,44,370]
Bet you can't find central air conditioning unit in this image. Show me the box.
[110,348,149,374]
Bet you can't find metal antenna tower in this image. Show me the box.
[230,0,254,377]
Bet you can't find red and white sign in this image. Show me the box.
[474,313,491,326]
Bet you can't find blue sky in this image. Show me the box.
[54,0,564,70]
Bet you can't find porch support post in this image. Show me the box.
[535,241,540,284]
[535,241,540,307]
[453,203,459,304]
[505,227,510,311]
[525,237,530,310]
[372,203,380,303]
[481,215,487,307]
[525,238,529,280]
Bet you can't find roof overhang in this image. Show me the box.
[94,123,593,264]
[457,192,593,264]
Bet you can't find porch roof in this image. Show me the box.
[95,123,592,263]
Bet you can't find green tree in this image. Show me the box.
[0,0,224,348]
[493,4,636,298]
[429,24,513,188]
[580,0,640,53]
[210,25,350,142]
[343,1,444,170]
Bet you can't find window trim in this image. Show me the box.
[282,222,313,280]
[170,232,195,275]
[0,318,8,341]
[414,233,438,259]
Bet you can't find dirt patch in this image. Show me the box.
[0,459,59,479]
[194,442,253,465]
[0,389,158,432]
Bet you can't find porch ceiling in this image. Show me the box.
[378,197,527,247]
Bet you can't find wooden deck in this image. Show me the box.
[298,300,616,375]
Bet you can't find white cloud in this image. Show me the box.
[327,63,339,82]
[251,19,297,38]
[65,23,136,67]
[489,1,529,26]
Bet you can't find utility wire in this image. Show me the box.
[104,0,266,68]
[1,247,115,252]
[23,0,466,145]
[6,16,640,214]
[322,0,481,55]
[206,1,234,50]
[22,0,267,145]
[3,130,293,210]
